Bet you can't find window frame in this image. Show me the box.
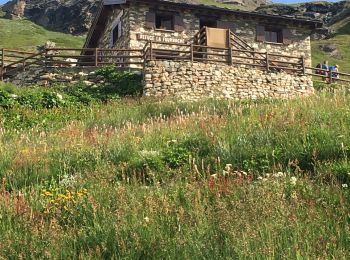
[110,11,123,47]
[112,23,122,45]
[263,26,283,44]
[155,13,175,31]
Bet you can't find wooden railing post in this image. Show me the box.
[229,46,233,66]
[190,43,194,62]
[301,56,305,75]
[265,52,270,71]
[329,68,332,84]
[149,41,153,60]
[95,48,99,67]
[0,48,4,81]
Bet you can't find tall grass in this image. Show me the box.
[1,92,350,258]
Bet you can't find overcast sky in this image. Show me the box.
[0,0,340,6]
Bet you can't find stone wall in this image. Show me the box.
[143,60,314,100]
[128,3,199,50]
[98,8,130,49]
[8,67,107,87]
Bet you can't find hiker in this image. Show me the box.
[321,61,329,81]
[315,62,322,74]
[333,64,340,79]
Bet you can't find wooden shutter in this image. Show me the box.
[256,25,265,42]
[174,15,184,32]
[145,11,156,29]
[217,21,235,31]
[282,28,292,45]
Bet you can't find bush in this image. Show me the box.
[95,66,143,96]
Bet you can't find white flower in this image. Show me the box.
[225,164,232,170]
[56,93,63,101]
[277,172,285,177]
[265,173,270,178]
[144,217,150,223]
[257,176,263,180]
[139,150,159,158]
[9,94,18,99]
[342,184,348,188]
[290,176,297,186]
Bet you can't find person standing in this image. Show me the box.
[321,61,329,81]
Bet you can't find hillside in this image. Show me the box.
[1,81,350,257]
[0,10,85,50]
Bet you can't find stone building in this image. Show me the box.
[83,0,322,100]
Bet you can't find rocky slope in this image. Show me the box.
[1,0,98,35]
[1,0,269,35]
[257,1,350,39]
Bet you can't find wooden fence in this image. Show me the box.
[1,43,350,85]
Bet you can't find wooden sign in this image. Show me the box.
[136,34,185,44]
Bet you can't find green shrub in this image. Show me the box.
[95,66,143,96]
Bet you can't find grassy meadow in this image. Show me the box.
[0,11,84,51]
[1,81,350,258]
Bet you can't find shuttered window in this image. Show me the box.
[174,15,184,32]
[256,25,292,44]
[156,14,174,30]
[265,28,283,43]
[145,11,156,29]
[145,11,183,32]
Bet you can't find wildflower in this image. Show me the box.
[56,93,63,101]
[273,172,284,178]
[342,184,348,188]
[257,176,263,181]
[225,164,232,170]
[9,94,18,99]
[144,216,150,223]
[290,177,297,186]
[265,173,270,178]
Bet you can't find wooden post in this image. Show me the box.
[329,68,332,84]
[301,56,305,75]
[95,48,99,67]
[0,48,4,81]
[190,44,194,62]
[265,52,270,71]
[229,47,233,66]
[149,41,153,60]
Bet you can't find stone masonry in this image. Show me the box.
[143,60,314,100]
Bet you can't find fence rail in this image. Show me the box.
[1,44,349,85]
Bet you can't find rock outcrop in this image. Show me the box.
[1,0,98,35]
[257,1,350,39]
